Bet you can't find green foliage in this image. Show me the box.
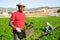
[0,17,60,40]
[25,17,60,40]
[0,18,14,40]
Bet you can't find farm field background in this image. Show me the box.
[0,17,60,40]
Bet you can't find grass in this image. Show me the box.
[0,18,13,40]
[0,17,60,40]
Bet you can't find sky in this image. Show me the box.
[0,0,60,8]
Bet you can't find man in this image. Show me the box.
[9,2,26,40]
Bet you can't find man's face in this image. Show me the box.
[18,6,25,12]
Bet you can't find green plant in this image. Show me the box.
[0,17,60,40]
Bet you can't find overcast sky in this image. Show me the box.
[0,0,60,8]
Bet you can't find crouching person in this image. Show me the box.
[35,22,54,40]
[43,22,53,35]
[9,2,26,40]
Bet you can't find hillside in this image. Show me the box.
[0,7,60,12]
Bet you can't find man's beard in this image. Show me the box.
[18,9,23,13]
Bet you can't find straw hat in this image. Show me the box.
[46,22,50,25]
[16,2,25,7]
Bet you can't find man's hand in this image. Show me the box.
[25,22,30,26]
[25,22,33,27]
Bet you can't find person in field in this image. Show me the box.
[43,22,53,35]
[9,2,27,40]
[44,22,53,33]
[35,22,54,40]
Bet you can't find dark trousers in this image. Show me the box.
[13,30,26,40]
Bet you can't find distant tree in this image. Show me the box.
[8,11,12,14]
[57,9,60,13]
[1,12,3,14]
[29,12,32,14]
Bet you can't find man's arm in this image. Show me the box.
[9,13,16,29]
[9,21,16,29]
[9,21,21,32]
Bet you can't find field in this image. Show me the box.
[0,17,60,40]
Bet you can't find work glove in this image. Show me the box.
[16,28,21,32]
